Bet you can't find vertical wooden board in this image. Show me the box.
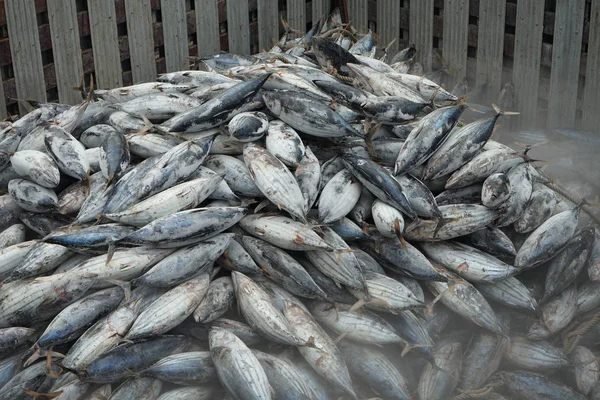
[124,0,157,83]
[312,0,329,25]
[87,0,122,89]
[227,0,250,54]
[195,0,220,56]
[512,0,545,127]
[547,0,584,128]
[161,0,189,71]
[476,0,506,104]
[258,0,279,51]
[442,0,469,90]
[348,0,368,32]
[287,0,306,33]
[377,0,401,57]
[4,0,47,114]
[409,0,434,71]
[0,70,6,120]
[583,0,600,131]
[47,0,84,105]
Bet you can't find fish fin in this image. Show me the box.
[254,199,270,214]
[23,347,41,367]
[365,121,382,159]
[427,86,441,109]
[349,298,367,313]
[492,103,519,116]
[426,289,446,315]
[432,217,448,239]
[47,348,63,379]
[383,37,397,54]
[334,302,340,322]
[22,389,63,399]
[305,336,317,348]
[400,343,433,357]
[116,337,135,345]
[456,94,468,105]
[333,331,348,344]
[105,243,116,266]
[394,218,408,251]
[105,279,131,302]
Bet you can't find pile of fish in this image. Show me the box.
[0,10,599,400]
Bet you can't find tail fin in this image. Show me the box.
[491,103,519,116]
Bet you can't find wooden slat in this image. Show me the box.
[312,0,329,25]
[4,0,47,114]
[124,0,157,83]
[348,0,368,32]
[161,0,189,71]
[195,0,220,56]
[442,0,469,90]
[47,0,84,105]
[287,0,306,34]
[409,0,434,71]
[0,69,6,119]
[227,0,250,54]
[475,0,506,104]
[377,0,401,56]
[547,0,584,128]
[512,0,545,127]
[583,0,600,131]
[258,0,279,51]
[87,0,122,89]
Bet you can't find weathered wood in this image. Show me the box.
[87,0,122,89]
[0,69,6,119]
[47,0,84,105]
[287,0,306,34]
[377,0,401,56]
[409,0,434,71]
[4,0,47,114]
[512,0,545,127]
[583,0,600,131]
[312,0,329,25]
[348,0,368,32]
[227,0,250,54]
[475,0,506,104]
[547,0,584,129]
[258,0,279,51]
[161,0,189,71]
[195,0,220,56]
[442,0,469,90]
[124,0,157,83]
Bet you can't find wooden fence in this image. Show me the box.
[0,0,599,131]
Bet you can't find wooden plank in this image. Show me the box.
[227,0,250,54]
[442,0,469,90]
[475,0,506,104]
[47,0,84,105]
[312,0,329,25]
[4,0,47,114]
[512,0,545,127]
[287,0,306,34]
[547,0,584,129]
[258,0,279,51]
[124,0,157,83]
[195,0,220,56]
[409,0,434,71]
[348,0,368,32]
[377,0,401,56]
[87,0,122,89]
[0,69,6,119]
[160,0,189,71]
[583,0,600,131]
